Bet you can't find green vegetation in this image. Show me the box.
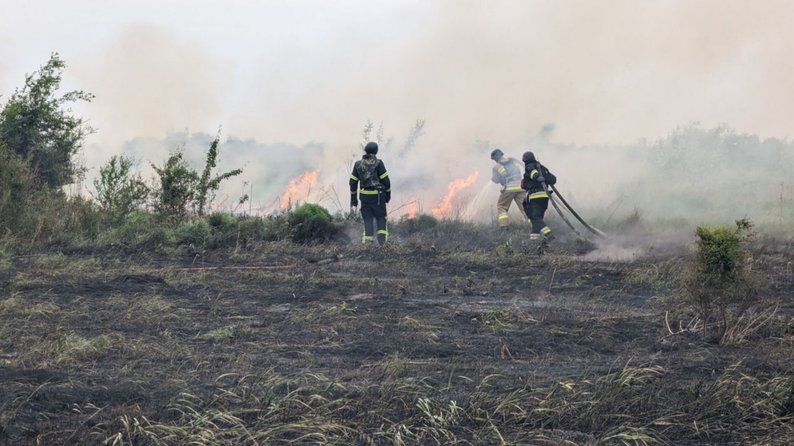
[195,131,243,217]
[288,203,338,243]
[400,213,439,234]
[0,145,42,235]
[0,53,93,190]
[94,155,149,224]
[150,150,200,223]
[684,219,771,343]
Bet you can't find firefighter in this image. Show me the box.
[521,151,555,241]
[489,148,527,229]
[350,141,391,245]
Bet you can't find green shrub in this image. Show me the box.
[151,150,199,224]
[287,203,337,243]
[111,210,168,248]
[172,219,212,246]
[151,133,242,222]
[262,214,291,241]
[684,219,766,342]
[94,155,149,224]
[401,214,439,234]
[58,196,102,242]
[236,216,267,242]
[206,215,267,249]
[0,144,41,235]
[208,212,237,232]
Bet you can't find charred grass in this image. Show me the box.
[0,227,792,445]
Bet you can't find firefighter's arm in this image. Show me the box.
[349,165,359,207]
[378,161,391,203]
[527,165,545,183]
[491,166,503,185]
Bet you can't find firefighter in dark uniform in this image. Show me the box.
[350,142,391,245]
[521,151,554,241]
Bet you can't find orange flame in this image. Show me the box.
[278,170,319,209]
[431,171,480,219]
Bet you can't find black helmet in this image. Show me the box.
[490,148,504,161]
[522,151,536,163]
[364,141,378,154]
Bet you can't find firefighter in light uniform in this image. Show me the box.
[350,142,391,245]
[490,149,527,229]
[521,151,554,241]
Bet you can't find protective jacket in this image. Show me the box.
[491,157,523,192]
[522,161,553,200]
[349,154,391,204]
[350,154,391,245]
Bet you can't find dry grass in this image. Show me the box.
[0,234,791,445]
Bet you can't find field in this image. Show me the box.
[1,223,792,445]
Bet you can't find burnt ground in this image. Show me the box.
[0,226,792,445]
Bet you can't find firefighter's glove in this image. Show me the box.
[535,175,545,183]
[350,197,358,208]
[384,191,391,204]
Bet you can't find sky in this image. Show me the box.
[2,0,794,221]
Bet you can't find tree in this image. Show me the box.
[0,53,94,190]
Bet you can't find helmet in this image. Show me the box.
[522,151,536,163]
[490,148,504,161]
[364,141,378,154]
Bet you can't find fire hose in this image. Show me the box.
[538,165,607,239]
[548,184,607,238]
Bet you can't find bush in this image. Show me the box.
[262,214,292,241]
[206,213,262,249]
[400,214,439,234]
[288,203,337,243]
[172,219,212,246]
[58,196,102,242]
[232,216,269,245]
[208,212,237,232]
[683,219,767,343]
[151,133,242,222]
[0,145,41,235]
[151,150,199,224]
[94,155,148,224]
[110,210,168,248]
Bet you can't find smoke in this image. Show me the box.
[4,1,792,229]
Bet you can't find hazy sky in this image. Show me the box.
[3,0,793,150]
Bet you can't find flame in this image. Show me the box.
[431,170,480,219]
[278,170,319,209]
